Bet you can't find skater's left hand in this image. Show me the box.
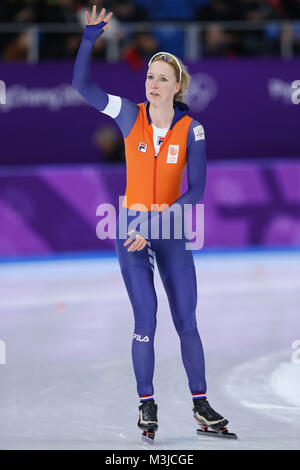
[124,230,148,252]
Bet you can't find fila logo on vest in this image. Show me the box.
[157,136,164,146]
[133,334,150,342]
[138,142,147,153]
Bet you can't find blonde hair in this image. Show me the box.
[151,55,191,103]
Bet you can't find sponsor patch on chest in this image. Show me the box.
[166,145,179,164]
[138,141,147,153]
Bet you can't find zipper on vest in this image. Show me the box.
[153,153,158,206]
[152,129,171,207]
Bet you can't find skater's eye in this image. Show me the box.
[147,75,168,81]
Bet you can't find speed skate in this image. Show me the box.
[193,397,238,439]
[138,399,158,445]
[194,415,238,439]
[141,427,157,445]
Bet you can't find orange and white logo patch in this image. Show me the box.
[167,145,179,164]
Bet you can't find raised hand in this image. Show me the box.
[85,5,113,30]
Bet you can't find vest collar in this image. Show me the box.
[144,100,189,130]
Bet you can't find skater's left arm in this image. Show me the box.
[171,119,207,207]
[126,120,207,247]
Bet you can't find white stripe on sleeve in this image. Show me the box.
[101,94,122,119]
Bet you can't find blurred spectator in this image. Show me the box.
[147,0,209,21]
[197,1,240,57]
[236,1,282,56]
[39,0,80,23]
[93,126,125,164]
[2,31,30,61]
[196,0,241,21]
[197,0,284,57]
[203,23,238,57]
[264,0,285,17]
[281,0,300,19]
[122,31,159,70]
[1,0,300,61]
[0,0,84,60]
[112,0,148,22]
[39,1,81,59]
[0,0,40,23]
[0,1,20,22]
[0,0,41,55]
[0,0,80,23]
[197,0,285,21]
[92,34,107,58]
[1,0,300,23]
[238,0,281,21]
[59,34,83,58]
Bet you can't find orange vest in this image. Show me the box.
[122,102,193,212]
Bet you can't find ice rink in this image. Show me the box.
[0,249,299,450]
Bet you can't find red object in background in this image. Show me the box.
[123,46,143,71]
[267,0,284,15]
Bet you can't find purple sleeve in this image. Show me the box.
[130,119,207,240]
[115,98,140,139]
[72,23,139,138]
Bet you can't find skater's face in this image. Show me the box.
[145,60,181,105]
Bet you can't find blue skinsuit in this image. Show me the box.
[73,23,207,400]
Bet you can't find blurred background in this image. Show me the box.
[0,0,299,256]
[0,0,300,451]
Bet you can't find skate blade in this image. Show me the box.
[142,431,155,445]
[197,427,238,439]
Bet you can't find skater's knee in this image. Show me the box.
[134,318,157,335]
[132,297,157,318]
[174,318,198,336]
[171,309,197,335]
[132,303,157,333]
[169,301,197,335]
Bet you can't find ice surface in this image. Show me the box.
[0,250,299,450]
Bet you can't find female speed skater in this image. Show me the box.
[72,5,236,443]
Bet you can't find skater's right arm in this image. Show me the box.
[72,6,139,138]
